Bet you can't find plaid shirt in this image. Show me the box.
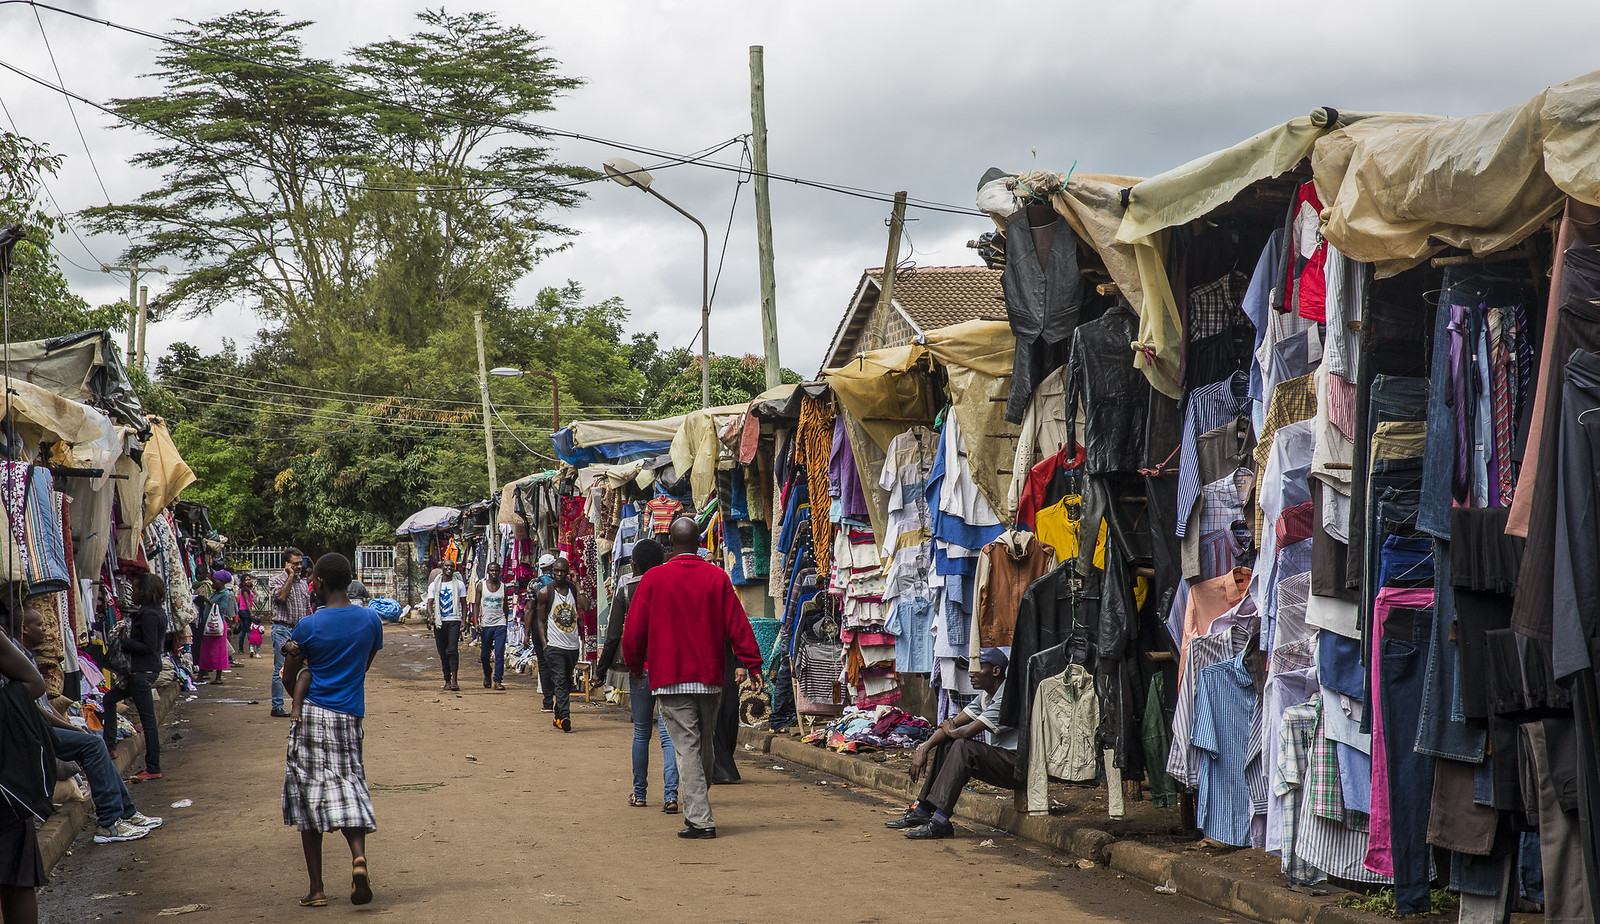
[269,572,314,627]
[1275,699,1324,884]
[1253,373,1316,537]
[1187,271,1251,341]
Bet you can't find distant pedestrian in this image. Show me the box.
[473,563,509,690]
[197,570,236,684]
[531,556,591,731]
[235,574,258,656]
[622,517,765,839]
[102,572,166,781]
[595,539,679,812]
[269,548,314,717]
[281,553,383,908]
[425,563,467,691]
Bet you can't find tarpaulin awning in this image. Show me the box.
[922,320,1019,517]
[396,505,460,536]
[141,417,196,528]
[822,344,937,451]
[668,404,755,510]
[5,330,149,434]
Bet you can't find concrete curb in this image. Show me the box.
[736,726,1389,924]
[37,681,183,876]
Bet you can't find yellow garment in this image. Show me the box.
[141,416,196,528]
[1033,495,1111,572]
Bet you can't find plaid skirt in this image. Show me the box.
[282,702,377,833]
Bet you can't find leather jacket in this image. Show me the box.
[1002,208,1083,424]
[1066,302,1149,474]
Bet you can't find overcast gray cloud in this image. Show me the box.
[3,0,1598,380]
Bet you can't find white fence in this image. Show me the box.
[231,545,401,603]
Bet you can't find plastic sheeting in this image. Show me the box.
[4,330,149,434]
[140,417,195,529]
[1315,71,1600,275]
[822,344,938,451]
[396,505,460,536]
[922,321,1019,518]
[668,404,755,510]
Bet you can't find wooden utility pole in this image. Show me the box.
[749,46,781,389]
[101,262,166,366]
[875,192,909,346]
[135,285,149,370]
[473,310,498,495]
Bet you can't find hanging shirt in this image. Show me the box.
[645,496,682,535]
[974,534,1056,650]
[1192,650,1259,847]
[1176,372,1252,538]
[1026,663,1098,812]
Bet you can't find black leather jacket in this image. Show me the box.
[1003,209,1083,424]
[1066,302,1149,474]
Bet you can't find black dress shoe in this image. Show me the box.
[885,809,932,830]
[270,707,291,718]
[904,820,954,840]
[677,823,717,839]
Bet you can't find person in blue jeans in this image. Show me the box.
[594,539,679,811]
[18,606,163,844]
[269,548,315,717]
[473,563,510,690]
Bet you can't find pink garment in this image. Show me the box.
[1178,567,1251,683]
[1364,586,1434,877]
[195,631,231,672]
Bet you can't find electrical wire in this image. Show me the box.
[32,7,111,204]
[488,401,556,461]
[5,1,984,216]
[0,90,108,270]
[162,366,652,414]
[157,378,551,432]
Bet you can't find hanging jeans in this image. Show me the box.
[767,642,797,731]
[1380,603,1438,916]
[1416,545,1487,762]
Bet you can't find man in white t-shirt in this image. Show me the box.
[473,563,509,690]
[426,563,468,691]
[531,556,591,731]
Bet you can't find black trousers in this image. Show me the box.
[434,623,460,680]
[918,738,1018,815]
[544,647,578,721]
[102,670,159,773]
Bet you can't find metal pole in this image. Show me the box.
[749,46,781,389]
[641,186,711,408]
[473,310,499,494]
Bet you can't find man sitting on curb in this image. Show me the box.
[18,606,163,844]
[887,648,1017,840]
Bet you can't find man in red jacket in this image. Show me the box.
[623,516,764,839]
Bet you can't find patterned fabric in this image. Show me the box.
[1487,309,1515,504]
[1253,373,1317,537]
[1326,373,1359,441]
[1275,501,1315,547]
[269,570,314,627]
[1309,707,1365,830]
[1187,271,1251,341]
[1168,623,1252,786]
[1275,699,1325,884]
[1,463,70,594]
[645,496,682,534]
[655,681,721,695]
[1298,708,1386,882]
[1177,372,1252,537]
[796,395,837,575]
[1193,651,1259,847]
[283,702,377,833]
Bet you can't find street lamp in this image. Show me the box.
[490,367,560,430]
[603,157,711,408]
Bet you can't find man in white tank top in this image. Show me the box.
[473,563,510,690]
[531,556,592,731]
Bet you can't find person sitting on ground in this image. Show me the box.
[16,607,162,845]
[281,552,383,908]
[888,648,1018,840]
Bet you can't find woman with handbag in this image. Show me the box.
[103,572,166,782]
[197,570,236,683]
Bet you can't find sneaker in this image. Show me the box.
[554,718,571,732]
[129,770,163,783]
[885,808,932,829]
[94,819,151,843]
[126,812,163,829]
[541,702,554,713]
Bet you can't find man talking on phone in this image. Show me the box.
[270,547,315,717]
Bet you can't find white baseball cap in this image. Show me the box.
[537,553,556,568]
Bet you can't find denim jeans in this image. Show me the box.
[1416,542,1487,761]
[1349,374,1429,587]
[480,625,507,684]
[102,670,159,773]
[434,623,461,681]
[53,727,135,827]
[630,673,679,802]
[544,647,577,721]
[767,641,796,731]
[1381,607,1438,916]
[271,622,293,710]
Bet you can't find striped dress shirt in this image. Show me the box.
[1176,372,1252,538]
[1193,651,1259,847]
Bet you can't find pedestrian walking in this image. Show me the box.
[235,574,257,656]
[268,548,313,717]
[595,539,679,811]
[196,570,236,684]
[622,517,764,839]
[473,563,509,690]
[425,563,467,691]
[281,553,383,908]
[530,553,557,704]
[531,556,590,731]
[102,572,166,781]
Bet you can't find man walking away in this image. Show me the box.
[269,548,313,717]
[887,648,1019,840]
[623,517,765,839]
[532,557,591,731]
[425,563,466,691]
[473,563,509,690]
[281,553,383,908]
[17,607,161,845]
[595,539,679,811]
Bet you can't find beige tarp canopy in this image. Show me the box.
[141,417,196,528]
[570,415,687,447]
[1315,70,1600,274]
[668,404,757,510]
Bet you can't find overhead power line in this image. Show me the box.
[31,7,111,204]
[3,0,983,216]
[0,91,108,270]
[163,366,652,414]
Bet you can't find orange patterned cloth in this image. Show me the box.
[796,394,836,575]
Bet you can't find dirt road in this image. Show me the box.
[40,625,1228,923]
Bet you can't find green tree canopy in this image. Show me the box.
[650,354,802,418]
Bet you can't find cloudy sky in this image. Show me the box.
[3,0,1598,380]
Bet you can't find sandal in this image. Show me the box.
[662,799,680,814]
[298,895,328,908]
[629,794,648,807]
[351,857,373,906]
